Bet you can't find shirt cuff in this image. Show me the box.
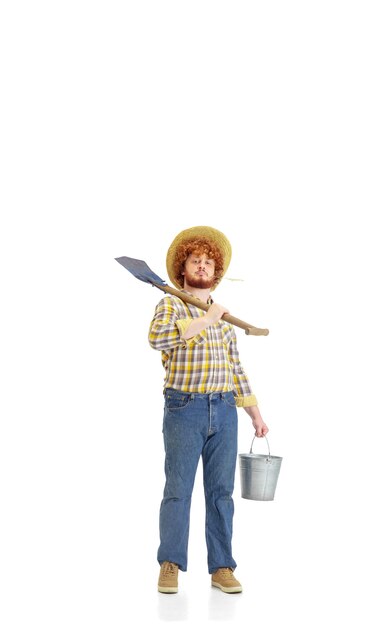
[175,318,207,345]
[235,394,258,408]
[176,318,193,339]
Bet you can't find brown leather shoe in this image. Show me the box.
[211,567,242,593]
[158,561,179,593]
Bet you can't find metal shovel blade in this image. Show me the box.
[115,256,166,286]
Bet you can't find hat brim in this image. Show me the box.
[166,226,232,291]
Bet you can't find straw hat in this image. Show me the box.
[166,225,232,290]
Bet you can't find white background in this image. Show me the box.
[1,1,390,624]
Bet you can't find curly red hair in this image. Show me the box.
[172,238,225,288]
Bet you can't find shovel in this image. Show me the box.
[115,256,269,336]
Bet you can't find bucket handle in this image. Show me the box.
[250,434,271,459]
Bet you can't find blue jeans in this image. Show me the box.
[158,388,238,574]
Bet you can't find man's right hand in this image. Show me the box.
[181,303,230,340]
[205,303,230,325]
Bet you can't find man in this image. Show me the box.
[149,225,269,594]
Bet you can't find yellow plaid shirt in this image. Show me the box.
[148,293,257,407]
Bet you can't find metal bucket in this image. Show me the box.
[239,436,283,501]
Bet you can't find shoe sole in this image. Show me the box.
[212,581,242,593]
[158,585,178,593]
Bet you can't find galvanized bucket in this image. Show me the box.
[239,436,283,501]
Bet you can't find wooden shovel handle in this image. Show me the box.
[153,283,269,337]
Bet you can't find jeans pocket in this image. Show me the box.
[222,392,237,408]
[165,392,193,411]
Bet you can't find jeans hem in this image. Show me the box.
[208,562,237,575]
[158,557,187,572]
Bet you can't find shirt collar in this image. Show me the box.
[180,289,213,305]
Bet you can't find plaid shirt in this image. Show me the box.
[148,293,257,407]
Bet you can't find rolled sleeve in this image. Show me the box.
[175,318,193,339]
[176,318,207,346]
[228,330,258,406]
[235,393,258,408]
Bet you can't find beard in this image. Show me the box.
[185,273,215,289]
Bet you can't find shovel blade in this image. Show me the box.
[115,256,166,286]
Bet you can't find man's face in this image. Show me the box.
[182,252,216,289]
